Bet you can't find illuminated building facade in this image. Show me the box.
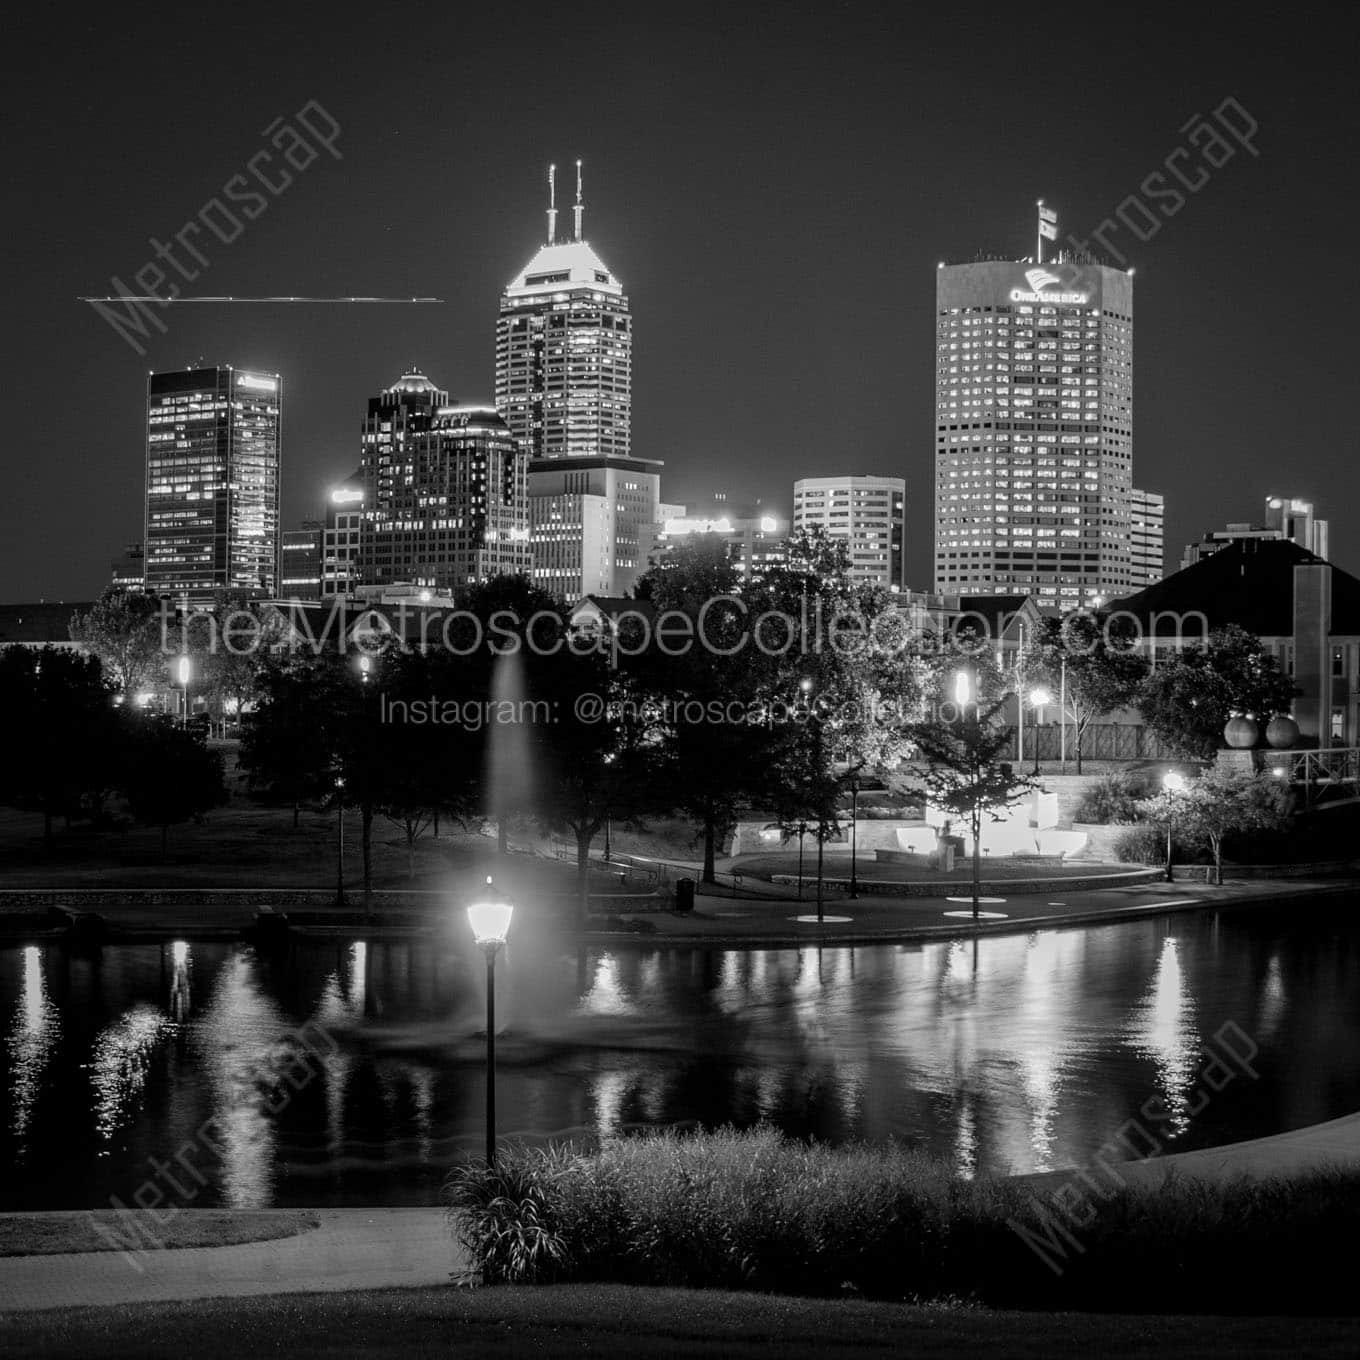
[1182,496,1329,571]
[281,522,323,599]
[323,472,364,597]
[144,366,281,600]
[109,543,144,592]
[1130,488,1164,586]
[645,508,788,581]
[1265,495,1329,559]
[933,259,1136,608]
[528,455,661,601]
[495,163,631,461]
[792,476,906,590]
[357,371,531,592]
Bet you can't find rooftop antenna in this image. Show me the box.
[573,158,583,240]
[547,163,557,245]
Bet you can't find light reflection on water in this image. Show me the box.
[2,901,1360,1208]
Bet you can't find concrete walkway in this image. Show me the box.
[0,1208,460,1314]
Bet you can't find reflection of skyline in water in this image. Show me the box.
[2,903,1359,1209]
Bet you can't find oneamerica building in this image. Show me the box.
[934,259,1156,609]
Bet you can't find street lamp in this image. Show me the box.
[467,880,513,1169]
[1162,772,1186,883]
[357,654,372,683]
[954,668,984,922]
[796,820,808,898]
[177,655,191,728]
[334,774,346,907]
[848,774,860,900]
[1029,687,1052,776]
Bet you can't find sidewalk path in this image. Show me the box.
[0,1208,460,1314]
[1019,1111,1360,1191]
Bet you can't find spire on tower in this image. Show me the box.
[573,158,583,240]
[546,163,558,245]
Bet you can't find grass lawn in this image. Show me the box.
[0,1210,321,1257]
[728,849,1128,883]
[2,1284,1357,1358]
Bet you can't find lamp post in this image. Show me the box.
[334,774,346,907]
[467,883,513,1169]
[1162,772,1186,883]
[848,774,860,900]
[796,820,807,898]
[956,668,982,922]
[1029,687,1052,776]
[1059,657,1068,774]
[177,655,191,728]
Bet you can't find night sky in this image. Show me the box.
[4,2,1355,603]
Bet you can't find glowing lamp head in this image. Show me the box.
[1030,686,1052,707]
[357,655,371,674]
[176,656,190,686]
[800,677,813,695]
[954,670,972,707]
[1162,772,1187,793]
[468,879,513,947]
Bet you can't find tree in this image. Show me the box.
[238,656,339,827]
[183,593,288,733]
[1021,613,1148,774]
[120,714,228,860]
[1139,767,1293,884]
[0,646,122,841]
[533,636,663,926]
[908,690,1036,919]
[1137,625,1298,760]
[69,589,165,696]
[633,536,770,882]
[747,531,924,893]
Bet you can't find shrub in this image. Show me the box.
[1073,773,1146,825]
[446,1129,1360,1313]
[1112,822,1191,864]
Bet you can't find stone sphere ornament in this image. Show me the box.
[1223,716,1259,749]
[1265,716,1299,750]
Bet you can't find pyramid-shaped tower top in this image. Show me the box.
[504,160,623,298]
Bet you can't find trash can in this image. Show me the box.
[675,877,696,913]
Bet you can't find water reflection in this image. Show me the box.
[1126,936,1200,1134]
[7,946,59,1160]
[2,903,1360,1209]
[91,1005,172,1146]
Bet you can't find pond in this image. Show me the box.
[2,899,1358,1208]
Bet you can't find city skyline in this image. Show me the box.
[4,3,1355,602]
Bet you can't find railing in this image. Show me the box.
[1273,747,1360,806]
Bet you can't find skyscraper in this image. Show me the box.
[1130,488,1165,586]
[793,476,906,591]
[527,456,661,600]
[143,366,281,601]
[933,249,1136,608]
[356,370,530,593]
[495,162,631,461]
[1265,495,1329,560]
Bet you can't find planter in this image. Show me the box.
[1223,716,1259,749]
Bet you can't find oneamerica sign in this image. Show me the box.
[1009,287,1089,303]
[1009,268,1090,305]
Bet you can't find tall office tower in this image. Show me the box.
[934,251,1135,608]
[357,371,531,592]
[280,522,323,599]
[322,471,365,597]
[144,366,281,600]
[1130,488,1165,586]
[792,476,906,591]
[496,162,631,461]
[527,456,661,601]
[1265,495,1329,560]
